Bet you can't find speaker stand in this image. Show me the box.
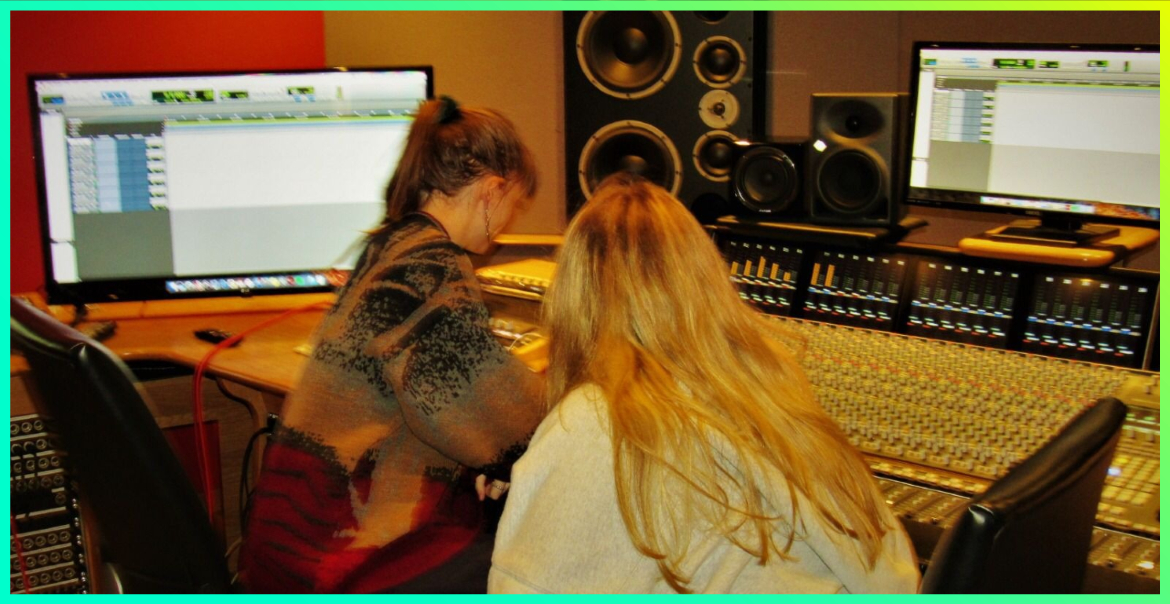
[712,215,926,248]
[958,222,1158,268]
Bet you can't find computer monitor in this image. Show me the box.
[29,67,433,304]
[904,42,1159,245]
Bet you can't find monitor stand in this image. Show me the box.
[990,217,1119,247]
[712,215,927,248]
[960,218,1159,267]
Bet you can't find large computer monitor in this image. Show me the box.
[29,67,433,304]
[905,42,1159,245]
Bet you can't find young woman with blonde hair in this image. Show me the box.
[489,173,919,593]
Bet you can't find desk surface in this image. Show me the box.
[101,309,325,395]
[9,292,335,395]
[12,290,544,398]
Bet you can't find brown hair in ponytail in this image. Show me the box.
[378,98,537,229]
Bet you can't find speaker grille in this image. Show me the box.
[576,11,682,100]
[579,120,682,197]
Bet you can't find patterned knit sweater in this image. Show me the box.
[240,214,546,593]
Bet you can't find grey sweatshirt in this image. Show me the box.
[490,384,921,594]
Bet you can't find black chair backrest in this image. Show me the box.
[920,396,1127,593]
[10,297,231,593]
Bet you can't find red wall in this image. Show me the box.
[10,11,326,294]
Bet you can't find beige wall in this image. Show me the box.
[324,11,564,235]
[324,10,1158,269]
[770,11,1160,138]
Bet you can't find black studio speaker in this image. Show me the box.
[806,93,908,226]
[563,11,768,222]
[729,140,806,219]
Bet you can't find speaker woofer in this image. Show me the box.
[693,36,747,88]
[577,11,682,100]
[579,120,682,197]
[693,131,738,182]
[816,149,883,214]
[734,146,801,213]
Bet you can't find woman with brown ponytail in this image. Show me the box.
[240,98,547,593]
[489,173,920,594]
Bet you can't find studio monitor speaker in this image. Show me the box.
[729,140,806,219]
[563,11,768,221]
[806,93,908,226]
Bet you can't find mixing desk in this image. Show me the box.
[718,233,1159,370]
[778,317,1159,527]
[477,245,1161,591]
[747,316,1160,591]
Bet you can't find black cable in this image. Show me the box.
[214,379,258,423]
[238,416,276,532]
[215,379,254,407]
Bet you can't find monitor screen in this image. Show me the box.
[30,67,433,304]
[905,42,1159,227]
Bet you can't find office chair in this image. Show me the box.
[10,297,232,593]
[919,396,1127,593]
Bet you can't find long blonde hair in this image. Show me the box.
[543,173,893,592]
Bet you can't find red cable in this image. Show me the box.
[10,515,32,593]
[190,301,331,525]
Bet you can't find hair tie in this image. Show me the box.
[435,95,462,124]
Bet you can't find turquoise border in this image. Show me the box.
[3,4,1163,598]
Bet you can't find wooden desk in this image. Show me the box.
[10,298,334,475]
[102,309,325,396]
[18,288,544,402]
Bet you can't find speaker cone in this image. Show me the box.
[577,11,682,100]
[579,121,682,197]
[817,150,882,214]
[693,131,738,182]
[693,36,747,88]
[734,146,800,213]
[693,11,729,23]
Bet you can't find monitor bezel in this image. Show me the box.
[28,65,434,305]
[902,41,1159,228]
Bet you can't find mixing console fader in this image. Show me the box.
[803,251,907,330]
[10,414,89,594]
[1024,273,1156,369]
[722,237,803,315]
[907,259,1019,347]
[713,232,1159,371]
[773,316,1160,586]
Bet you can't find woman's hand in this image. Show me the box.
[475,473,511,501]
